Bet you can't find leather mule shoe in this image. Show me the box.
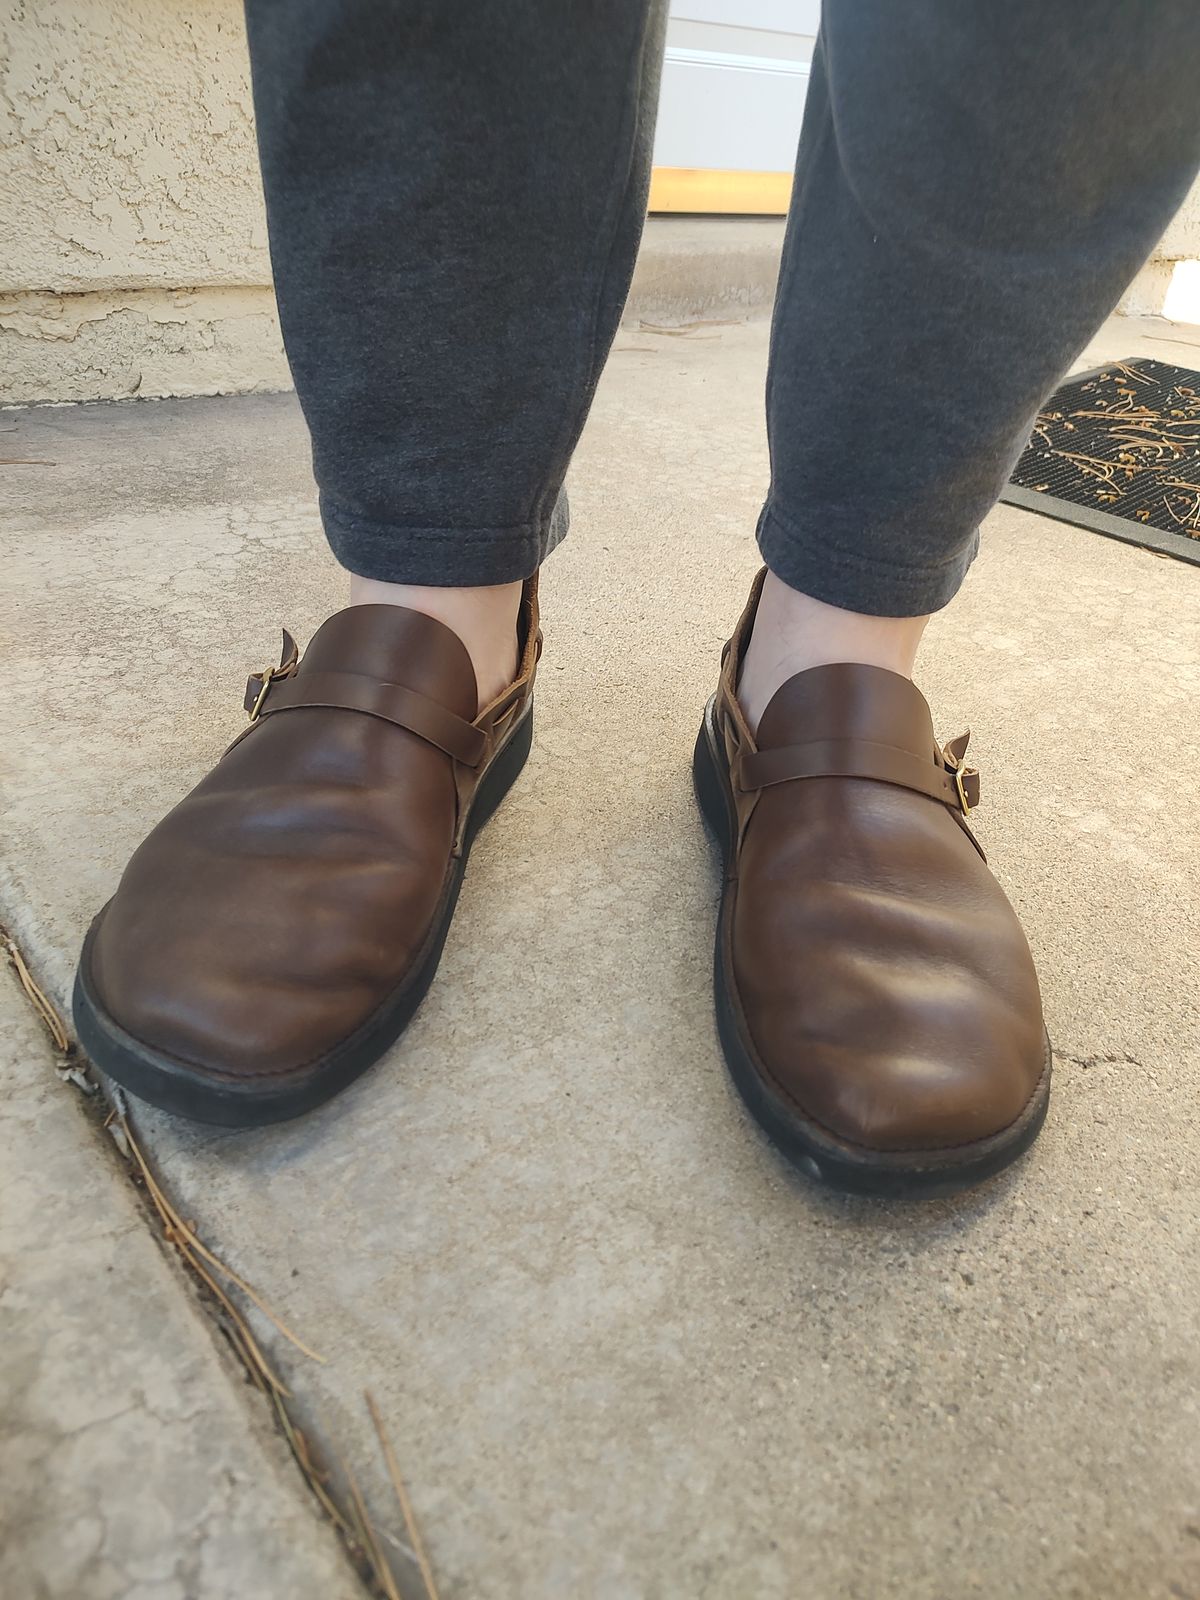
[74,580,541,1127]
[693,572,1050,1196]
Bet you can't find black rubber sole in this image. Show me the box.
[72,704,535,1128]
[692,697,1051,1199]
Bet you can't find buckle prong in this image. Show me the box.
[248,666,278,723]
[953,763,974,816]
[945,746,977,816]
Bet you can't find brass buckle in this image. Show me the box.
[248,665,280,723]
[953,764,974,817]
[946,749,977,817]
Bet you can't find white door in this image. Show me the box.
[651,0,817,213]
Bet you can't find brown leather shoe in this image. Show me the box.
[73,581,541,1126]
[694,572,1050,1196]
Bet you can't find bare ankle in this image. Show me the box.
[348,575,522,711]
[738,570,930,733]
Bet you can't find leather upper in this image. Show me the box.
[715,573,1046,1154]
[87,581,539,1082]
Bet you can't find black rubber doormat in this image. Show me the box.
[1001,357,1200,565]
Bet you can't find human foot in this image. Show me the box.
[73,580,541,1126]
[349,575,522,711]
[737,567,930,732]
[695,571,1049,1196]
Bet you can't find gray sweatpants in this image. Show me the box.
[243,0,1200,615]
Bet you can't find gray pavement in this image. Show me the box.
[2,314,1199,1599]
[0,966,360,1600]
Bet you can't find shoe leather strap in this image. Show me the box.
[248,670,487,766]
[734,737,981,815]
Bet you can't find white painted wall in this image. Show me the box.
[653,0,814,175]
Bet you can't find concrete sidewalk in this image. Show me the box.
[2,314,1199,1599]
[0,967,360,1600]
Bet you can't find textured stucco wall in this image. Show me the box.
[0,0,284,402]
[1,1,1198,405]
[1121,169,1200,319]
[1158,169,1200,261]
[0,285,288,401]
[0,0,269,290]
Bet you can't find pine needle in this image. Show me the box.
[337,1449,403,1600]
[366,1390,442,1600]
[4,934,69,1051]
[119,1116,325,1364]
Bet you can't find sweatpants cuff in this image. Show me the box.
[756,496,980,618]
[321,490,569,587]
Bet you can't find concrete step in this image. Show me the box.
[626,215,785,324]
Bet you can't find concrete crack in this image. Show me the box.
[1054,1049,1145,1070]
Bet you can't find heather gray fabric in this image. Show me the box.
[244,0,1200,614]
[759,1,1200,613]
[243,0,667,587]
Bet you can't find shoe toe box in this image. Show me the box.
[731,806,1047,1155]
